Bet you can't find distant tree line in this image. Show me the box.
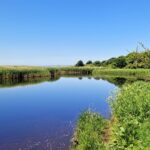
[75,44,150,69]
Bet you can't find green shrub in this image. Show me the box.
[93,61,101,67]
[110,82,150,149]
[75,60,84,67]
[112,56,127,68]
[86,60,93,65]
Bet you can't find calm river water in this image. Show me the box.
[0,77,117,150]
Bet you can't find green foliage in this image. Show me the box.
[75,60,84,67]
[0,66,50,78]
[72,111,106,150]
[110,82,150,149]
[86,60,93,65]
[92,68,150,80]
[83,46,150,69]
[72,81,150,150]
[56,66,94,75]
[0,66,96,79]
[112,56,127,68]
[126,51,150,69]
[93,61,101,66]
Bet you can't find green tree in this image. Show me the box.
[86,60,92,65]
[105,57,116,65]
[75,60,84,67]
[93,61,101,66]
[113,56,127,68]
[126,50,150,68]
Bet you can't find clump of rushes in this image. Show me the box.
[48,66,95,76]
[0,66,50,79]
[109,82,150,149]
[59,67,94,75]
[71,110,106,150]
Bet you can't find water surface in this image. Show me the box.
[0,77,116,150]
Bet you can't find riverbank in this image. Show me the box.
[92,68,150,80]
[71,111,106,150]
[72,81,150,149]
[0,66,93,79]
[0,66,150,80]
[0,66,50,79]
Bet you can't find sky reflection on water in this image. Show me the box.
[0,77,116,150]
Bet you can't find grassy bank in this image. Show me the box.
[0,66,94,79]
[72,82,150,150]
[0,66,50,79]
[92,68,150,80]
[109,82,150,149]
[71,111,106,150]
[1,66,150,81]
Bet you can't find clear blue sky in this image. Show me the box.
[0,0,150,66]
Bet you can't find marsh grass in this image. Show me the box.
[92,68,150,80]
[0,66,95,79]
[1,66,150,80]
[71,110,106,150]
[0,66,50,78]
[57,67,94,75]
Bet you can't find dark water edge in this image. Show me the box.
[0,75,146,88]
[0,76,148,150]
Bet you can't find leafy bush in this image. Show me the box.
[86,60,93,65]
[110,82,150,149]
[93,61,101,67]
[126,51,150,69]
[75,60,84,67]
[112,56,127,68]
